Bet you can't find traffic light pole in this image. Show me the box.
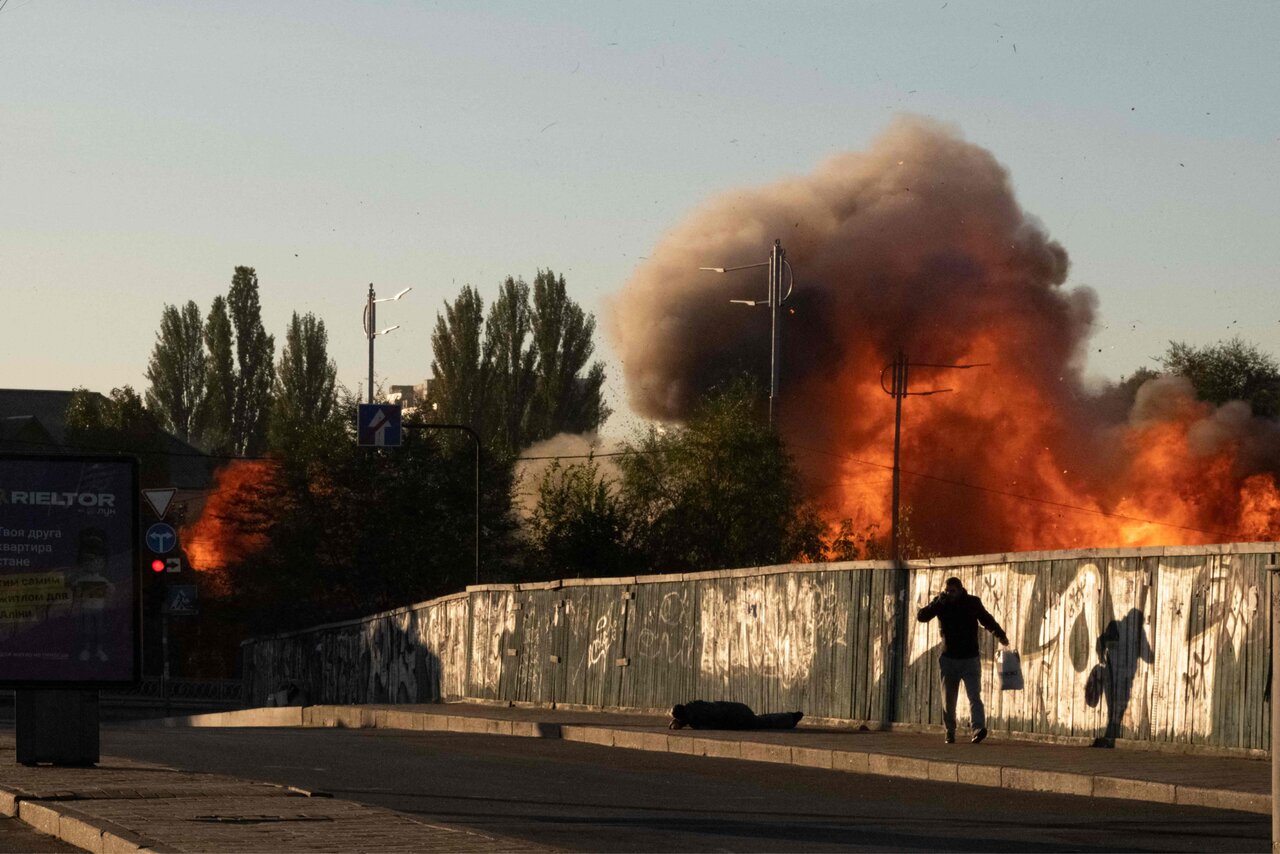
[161,612,170,717]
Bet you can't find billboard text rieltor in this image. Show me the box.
[0,455,140,687]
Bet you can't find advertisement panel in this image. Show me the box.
[0,455,139,686]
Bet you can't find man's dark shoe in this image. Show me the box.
[945,732,956,744]
[971,727,988,744]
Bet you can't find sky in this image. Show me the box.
[3,1,1277,436]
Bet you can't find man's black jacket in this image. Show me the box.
[916,592,1007,659]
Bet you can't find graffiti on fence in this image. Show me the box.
[242,547,1276,752]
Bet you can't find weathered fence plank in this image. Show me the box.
[242,543,1280,754]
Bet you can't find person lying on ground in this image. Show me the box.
[668,700,804,730]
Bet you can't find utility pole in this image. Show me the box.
[879,352,988,563]
[888,350,908,565]
[362,284,412,404]
[700,239,794,425]
[1271,561,1279,851]
[366,284,375,405]
[766,239,785,425]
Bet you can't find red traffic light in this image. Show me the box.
[150,559,165,573]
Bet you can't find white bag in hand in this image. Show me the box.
[996,649,1024,691]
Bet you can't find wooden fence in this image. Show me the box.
[242,543,1279,753]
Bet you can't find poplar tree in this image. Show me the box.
[269,311,340,453]
[483,276,537,452]
[528,269,610,442]
[428,270,610,452]
[143,301,207,444]
[428,286,490,431]
[227,266,275,456]
[202,295,235,454]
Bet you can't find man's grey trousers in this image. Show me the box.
[939,654,985,734]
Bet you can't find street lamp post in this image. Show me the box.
[700,239,794,425]
[362,284,412,404]
[879,351,988,563]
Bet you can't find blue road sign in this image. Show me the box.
[162,584,198,616]
[145,522,178,555]
[357,403,403,447]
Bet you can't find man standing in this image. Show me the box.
[916,576,1009,744]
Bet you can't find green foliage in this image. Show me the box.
[227,266,276,456]
[64,386,167,484]
[143,301,207,444]
[1159,337,1280,418]
[823,504,935,562]
[202,295,235,454]
[613,378,823,573]
[483,276,538,453]
[525,458,633,579]
[269,311,341,456]
[428,270,609,452]
[429,285,490,428]
[219,402,519,633]
[528,269,611,442]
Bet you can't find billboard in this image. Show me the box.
[0,455,139,686]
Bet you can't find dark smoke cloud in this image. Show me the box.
[608,116,1279,553]
[610,116,1088,421]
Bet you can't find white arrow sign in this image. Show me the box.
[142,488,177,519]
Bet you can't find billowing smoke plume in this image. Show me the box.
[610,117,1279,555]
[513,432,620,521]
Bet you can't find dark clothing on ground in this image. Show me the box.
[669,700,803,731]
[915,592,1007,658]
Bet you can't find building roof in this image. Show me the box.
[0,389,81,444]
[0,388,214,489]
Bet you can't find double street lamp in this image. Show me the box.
[362,284,412,404]
[700,239,794,425]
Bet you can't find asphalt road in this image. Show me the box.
[93,725,1269,853]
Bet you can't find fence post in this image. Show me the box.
[1270,561,1279,852]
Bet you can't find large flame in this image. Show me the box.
[181,460,273,591]
[609,117,1280,555]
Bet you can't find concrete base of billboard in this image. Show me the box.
[15,689,99,766]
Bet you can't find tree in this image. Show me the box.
[227,266,276,456]
[269,311,341,455]
[526,457,633,579]
[615,377,822,572]
[64,386,167,484]
[527,269,611,442]
[217,392,521,633]
[202,296,235,453]
[144,301,207,444]
[428,271,611,452]
[483,276,537,453]
[1160,338,1280,418]
[428,286,490,431]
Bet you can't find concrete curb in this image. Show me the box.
[138,706,1270,817]
[0,784,168,853]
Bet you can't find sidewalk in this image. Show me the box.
[155,702,1273,815]
[0,732,549,853]
[4,702,1270,853]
